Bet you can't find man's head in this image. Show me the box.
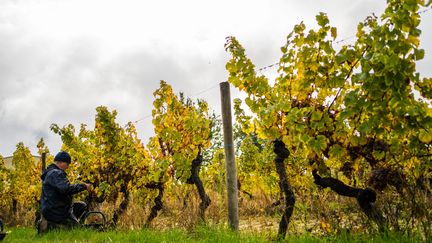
[54,151,71,170]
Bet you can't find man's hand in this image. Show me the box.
[84,183,92,191]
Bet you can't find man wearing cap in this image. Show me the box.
[38,151,91,232]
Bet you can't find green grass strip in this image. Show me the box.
[1,226,425,243]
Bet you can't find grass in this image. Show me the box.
[1,226,426,243]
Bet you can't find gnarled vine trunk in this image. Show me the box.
[237,179,253,199]
[186,153,211,221]
[144,183,164,228]
[111,186,130,227]
[34,196,41,227]
[312,169,386,230]
[273,140,295,239]
[11,199,17,214]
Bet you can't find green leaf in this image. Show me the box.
[372,150,385,160]
[335,53,347,64]
[329,144,344,159]
[301,134,311,143]
[331,27,337,40]
[308,135,327,155]
[316,12,329,27]
[311,111,323,121]
[358,123,372,134]
[414,49,425,60]
[296,124,305,132]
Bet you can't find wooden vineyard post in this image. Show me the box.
[41,152,46,172]
[220,81,239,231]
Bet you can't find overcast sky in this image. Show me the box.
[0,0,431,156]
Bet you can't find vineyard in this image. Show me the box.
[0,0,431,241]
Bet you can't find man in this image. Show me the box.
[38,151,91,233]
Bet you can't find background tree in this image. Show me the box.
[6,143,40,225]
[0,155,9,218]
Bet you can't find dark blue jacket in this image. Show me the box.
[40,164,86,224]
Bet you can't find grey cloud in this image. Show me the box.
[1,0,431,156]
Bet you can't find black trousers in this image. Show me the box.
[38,202,87,233]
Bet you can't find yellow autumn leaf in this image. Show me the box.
[419,129,432,144]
